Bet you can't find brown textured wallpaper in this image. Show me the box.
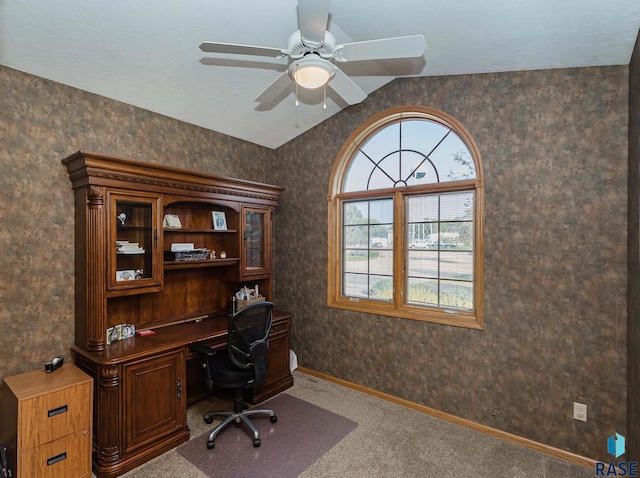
[0,59,634,464]
[274,66,629,462]
[0,64,276,383]
[628,34,640,463]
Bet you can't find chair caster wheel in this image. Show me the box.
[253,438,261,447]
[204,416,214,424]
[207,440,215,449]
[235,421,242,427]
[270,415,278,423]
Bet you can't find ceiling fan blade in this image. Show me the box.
[255,72,293,103]
[298,0,330,47]
[333,35,427,62]
[329,68,367,105]
[200,41,287,58]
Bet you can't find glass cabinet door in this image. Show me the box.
[107,191,163,294]
[241,206,271,277]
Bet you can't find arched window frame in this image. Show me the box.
[327,106,485,329]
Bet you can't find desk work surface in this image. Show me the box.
[72,310,292,364]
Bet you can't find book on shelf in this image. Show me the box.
[116,241,145,254]
[163,214,182,229]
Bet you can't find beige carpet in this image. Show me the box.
[117,370,595,478]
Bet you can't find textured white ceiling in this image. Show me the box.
[2,0,639,149]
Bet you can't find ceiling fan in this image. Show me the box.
[199,0,427,106]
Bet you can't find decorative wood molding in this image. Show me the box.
[297,367,596,470]
[63,151,284,205]
[88,185,104,202]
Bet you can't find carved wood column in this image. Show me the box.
[86,186,107,351]
[96,364,121,468]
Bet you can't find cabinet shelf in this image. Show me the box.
[118,225,152,230]
[164,257,239,270]
[164,228,237,234]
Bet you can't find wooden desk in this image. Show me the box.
[63,153,292,477]
[72,310,293,478]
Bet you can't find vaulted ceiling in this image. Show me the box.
[2,0,639,149]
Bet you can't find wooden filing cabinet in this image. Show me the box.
[1,363,93,478]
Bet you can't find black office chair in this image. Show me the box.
[191,301,277,449]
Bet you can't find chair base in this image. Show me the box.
[202,388,277,449]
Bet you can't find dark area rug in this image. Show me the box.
[177,393,358,478]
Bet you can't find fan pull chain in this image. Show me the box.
[295,64,299,106]
[323,84,327,109]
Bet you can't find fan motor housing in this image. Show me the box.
[288,30,335,59]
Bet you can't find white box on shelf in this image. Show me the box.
[171,243,195,252]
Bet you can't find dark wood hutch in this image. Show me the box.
[63,151,293,478]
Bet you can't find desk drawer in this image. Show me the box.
[270,320,289,336]
[19,382,91,450]
[20,428,91,478]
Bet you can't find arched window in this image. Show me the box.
[327,106,484,329]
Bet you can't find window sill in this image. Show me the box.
[327,297,484,330]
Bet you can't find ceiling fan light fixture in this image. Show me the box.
[290,54,335,89]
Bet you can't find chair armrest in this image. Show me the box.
[191,342,217,357]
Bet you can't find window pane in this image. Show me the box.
[344,152,373,192]
[369,250,393,275]
[344,273,368,298]
[407,195,439,222]
[406,191,474,312]
[370,225,393,249]
[344,225,368,248]
[343,198,393,301]
[437,225,460,249]
[404,154,438,186]
[369,167,395,190]
[428,134,476,181]
[343,118,476,192]
[407,278,438,306]
[369,275,393,301]
[440,280,473,310]
[344,201,369,225]
[370,199,393,224]
[451,221,473,251]
[344,249,368,273]
[400,120,450,156]
[407,250,438,278]
[441,192,474,221]
[376,152,401,186]
[440,251,473,281]
[361,123,400,159]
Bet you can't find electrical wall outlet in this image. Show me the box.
[573,402,587,422]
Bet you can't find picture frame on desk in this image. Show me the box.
[212,211,227,230]
[106,325,121,345]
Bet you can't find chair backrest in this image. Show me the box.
[228,301,274,388]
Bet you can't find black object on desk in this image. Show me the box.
[44,355,64,373]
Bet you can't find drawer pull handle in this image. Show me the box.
[48,405,68,417]
[47,452,67,466]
